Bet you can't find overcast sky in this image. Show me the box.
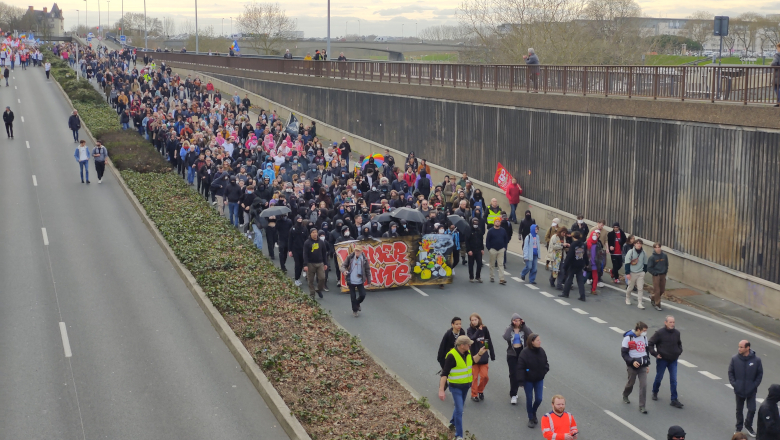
[51,0,780,38]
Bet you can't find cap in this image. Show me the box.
[333,141,338,146]
[612,222,621,227]
[455,335,473,346]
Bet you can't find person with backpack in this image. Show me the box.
[624,239,649,308]
[586,229,605,294]
[92,141,108,183]
[559,231,587,301]
[503,313,532,405]
[466,313,496,403]
[622,321,651,414]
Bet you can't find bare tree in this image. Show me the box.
[419,24,470,42]
[162,16,176,37]
[757,16,780,51]
[732,12,762,53]
[0,2,25,31]
[180,19,195,35]
[581,0,646,64]
[236,2,296,55]
[682,11,713,51]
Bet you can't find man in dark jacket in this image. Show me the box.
[485,220,508,285]
[68,110,82,142]
[647,243,669,311]
[437,317,466,369]
[607,222,626,283]
[288,216,309,286]
[303,228,328,299]
[224,177,243,227]
[466,217,485,282]
[341,244,371,316]
[729,340,764,436]
[3,106,13,138]
[559,231,587,301]
[571,215,589,238]
[757,384,780,440]
[518,210,536,245]
[648,315,684,408]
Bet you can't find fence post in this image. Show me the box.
[583,67,588,95]
[743,68,749,105]
[494,65,499,90]
[466,65,471,89]
[604,66,609,97]
[681,66,686,101]
[509,66,514,92]
[543,66,547,93]
[652,66,659,100]
[710,66,716,102]
[479,65,484,89]
[628,66,633,98]
[454,65,458,88]
[563,67,567,95]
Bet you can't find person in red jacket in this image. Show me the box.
[505,178,522,224]
[541,395,578,440]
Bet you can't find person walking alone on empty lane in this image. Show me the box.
[728,340,763,437]
[3,106,13,139]
[467,313,496,403]
[341,245,371,317]
[74,140,91,184]
[92,141,108,183]
[68,110,81,143]
[647,243,669,311]
[622,321,651,414]
[648,315,684,408]
[438,335,486,440]
[503,313,532,405]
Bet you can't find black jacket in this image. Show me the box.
[302,237,327,264]
[647,327,683,362]
[68,114,81,130]
[465,225,485,253]
[224,182,242,203]
[516,346,549,384]
[288,223,308,252]
[607,229,626,255]
[758,384,780,440]
[728,350,763,398]
[2,110,13,124]
[467,325,496,364]
[437,328,466,369]
[563,240,587,271]
[519,212,536,240]
[647,251,669,276]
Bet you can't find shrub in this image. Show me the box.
[99,131,171,173]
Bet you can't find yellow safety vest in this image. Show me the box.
[486,207,501,225]
[446,348,473,384]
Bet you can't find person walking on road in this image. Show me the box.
[624,239,648,308]
[647,243,668,311]
[608,222,626,283]
[667,425,686,440]
[548,227,566,288]
[3,66,9,86]
[518,210,536,246]
[466,313,496,402]
[438,317,466,371]
[466,217,485,283]
[540,395,579,440]
[560,231,587,301]
[438,335,487,440]
[303,228,328,299]
[92,141,108,183]
[648,315,684,408]
[517,333,549,428]
[521,224,540,283]
[503,313,532,405]
[74,140,91,184]
[68,110,81,143]
[757,384,780,440]
[3,106,13,138]
[622,321,651,414]
[341,245,371,317]
[505,178,522,224]
[729,340,763,437]
[486,219,508,284]
[45,61,51,79]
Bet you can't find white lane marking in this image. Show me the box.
[539,291,554,297]
[572,308,589,314]
[591,317,608,323]
[503,271,511,275]
[17,99,20,103]
[526,284,539,290]
[554,299,570,305]
[14,85,17,89]
[610,327,625,333]
[41,228,49,245]
[410,286,428,297]
[600,283,780,348]
[59,322,72,357]
[603,410,655,440]
[21,116,24,122]
[26,141,30,148]
[757,398,765,404]
[699,371,722,380]
[32,175,37,186]
[725,384,734,389]
[512,277,524,283]
[678,359,697,368]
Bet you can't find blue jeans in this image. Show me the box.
[78,160,89,181]
[521,255,538,282]
[652,358,678,401]
[72,129,79,141]
[228,202,240,226]
[252,224,264,251]
[449,384,470,437]
[121,122,129,130]
[186,166,195,185]
[509,203,518,222]
[524,380,544,420]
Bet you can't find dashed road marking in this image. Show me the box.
[14,85,16,89]
[59,322,72,357]
[604,410,655,440]
[26,141,30,148]
[21,116,24,122]
[41,227,49,245]
[590,317,608,324]
[699,371,722,380]
[32,175,37,186]
[678,359,697,368]
[609,327,625,334]
[726,384,733,389]
[512,277,524,283]
[17,98,20,103]
[526,284,539,290]
[554,299,570,305]
[539,291,554,298]
[757,398,765,404]
[572,308,588,315]
[410,286,428,297]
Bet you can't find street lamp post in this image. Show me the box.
[357,19,360,40]
[121,0,123,37]
[415,22,417,39]
[222,18,224,37]
[195,0,199,53]
[107,1,110,35]
[143,0,147,50]
[84,0,87,34]
[402,23,404,39]
[76,9,80,33]
[230,17,232,37]
[326,0,330,62]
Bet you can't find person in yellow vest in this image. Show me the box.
[484,198,502,227]
[438,335,487,440]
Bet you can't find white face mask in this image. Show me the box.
[577,220,583,224]
[551,222,557,227]
[344,231,350,236]
[439,229,445,234]
[319,235,325,241]
[640,331,647,337]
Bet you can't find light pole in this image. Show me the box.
[97,0,101,38]
[107,1,110,35]
[121,0,123,37]
[84,0,88,34]
[143,0,147,50]
[195,0,199,53]
[401,23,404,39]
[326,0,330,62]
[222,18,224,37]
[357,19,360,40]
[415,22,417,39]
[76,9,80,34]
[230,17,232,37]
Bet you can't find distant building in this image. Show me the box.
[281,31,304,39]
[23,4,65,38]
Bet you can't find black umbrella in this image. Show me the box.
[448,215,470,235]
[391,207,426,224]
[372,212,394,223]
[259,205,291,218]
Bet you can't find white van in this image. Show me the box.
[374,36,388,42]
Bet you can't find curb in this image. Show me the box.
[49,64,311,440]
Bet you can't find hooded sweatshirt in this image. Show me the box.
[522,224,540,260]
[757,384,780,440]
[621,329,650,368]
[502,313,532,357]
[519,210,536,241]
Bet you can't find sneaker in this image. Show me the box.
[558,293,569,298]
[511,396,518,405]
[623,395,630,404]
[597,282,605,287]
[638,303,645,310]
[527,419,535,428]
[499,280,506,285]
[98,179,102,183]
[353,311,359,317]
[530,281,537,285]
[586,279,592,285]
[317,290,323,299]
[654,304,663,311]
[472,396,480,402]
[639,406,647,414]
[469,279,475,283]
[86,180,91,184]
[613,278,620,284]
[294,280,302,287]
[323,287,330,292]
[479,393,484,401]
[670,400,684,408]
[652,393,658,401]
[746,427,756,437]
[626,299,631,305]
[521,275,526,281]
[490,278,495,283]
[477,278,483,283]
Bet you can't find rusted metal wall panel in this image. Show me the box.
[209,73,780,284]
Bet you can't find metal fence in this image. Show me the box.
[143,52,780,105]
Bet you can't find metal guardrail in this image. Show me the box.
[142,52,780,105]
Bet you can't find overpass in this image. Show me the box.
[148,51,780,319]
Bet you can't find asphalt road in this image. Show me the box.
[0,67,288,439]
[260,238,780,439]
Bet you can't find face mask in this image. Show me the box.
[247,190,252,194]
[578,220,583,224]
[352,186,357,190]
[344,231,350,236]
[551,222,557,227]
[339,208,344,214]
[640,331,647,337]
[391,228,397,233]
[319,235,325,241]
[473,224,479,229]
[439,229,445,234]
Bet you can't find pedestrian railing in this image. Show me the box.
[142,52,780,105]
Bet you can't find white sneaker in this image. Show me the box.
[294,280,302,287]
[511,396,518,405]
[597,282,605,287]
[586,279,592,285]
[98,179,102,183]
[638,303,645,310]
[626,299,631,305]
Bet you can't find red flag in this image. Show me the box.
[493,162,513,191]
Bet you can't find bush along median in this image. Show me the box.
[45,47,457,439]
